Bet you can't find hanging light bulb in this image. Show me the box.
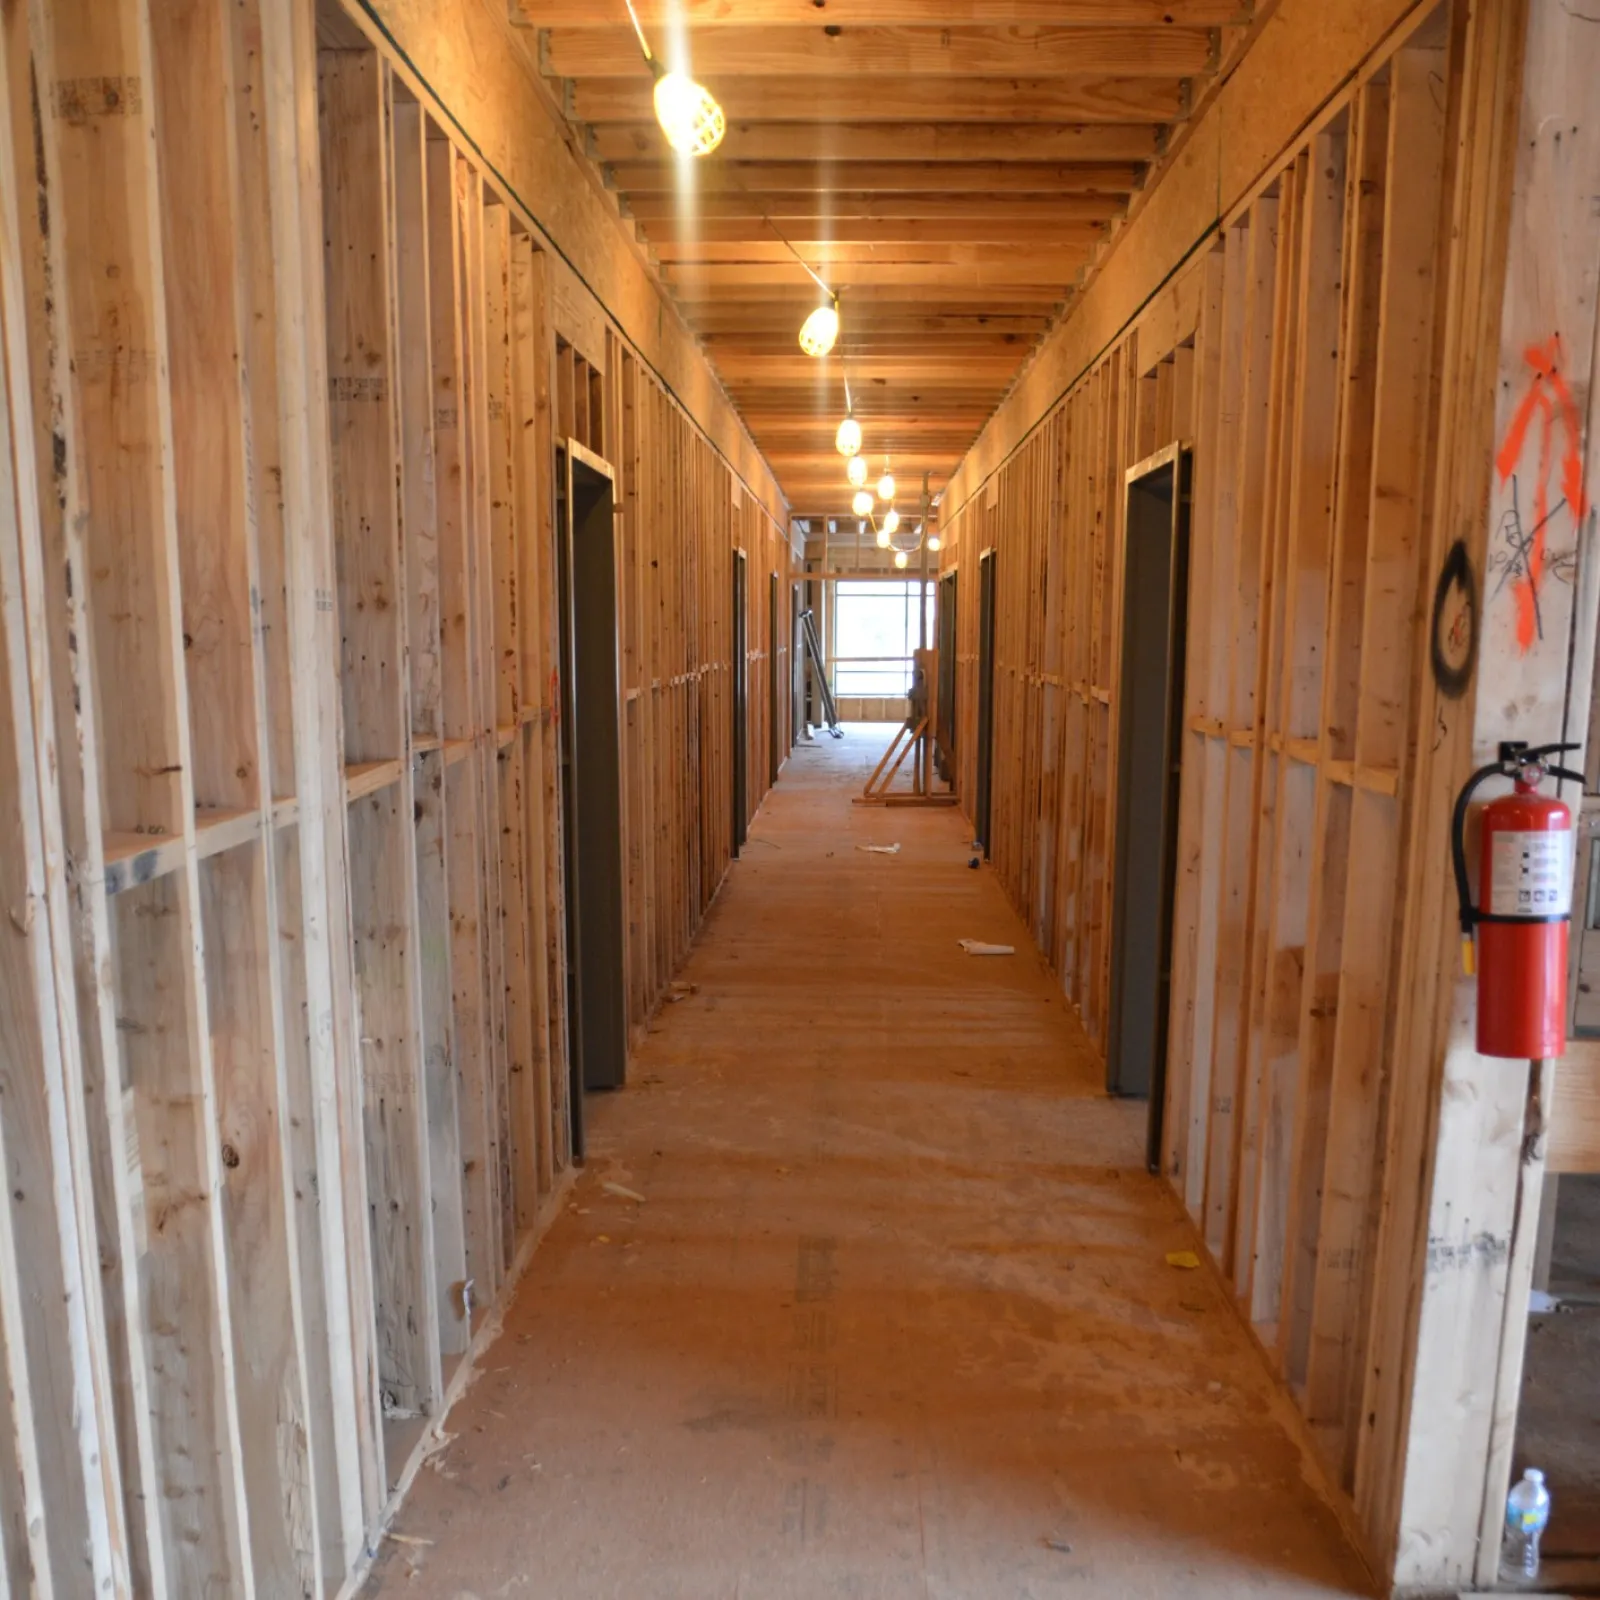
[846,454,868,488]
[927,533,942,552]
[894,550,909,569]
[852,489,873,518]
[799,297,840,358]
[835,414,861,457]
[878,465,896,502]
[625,0,724,157]
[652,69,726,156]
[882,507,900,535]
[876,527,891,549]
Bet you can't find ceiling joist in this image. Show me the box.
[569,75,1187,124]
[589,122,1163,165]
[544,25,1216,79]
[609,160,1143,196]
[663,259,1085,288]
[525,0,1238,25]
[538,1,1222,504]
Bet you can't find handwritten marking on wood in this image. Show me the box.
[1492,337,1588,652]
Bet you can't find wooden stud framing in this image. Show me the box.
[935,2,1598,1583]
[0,0,794,1589]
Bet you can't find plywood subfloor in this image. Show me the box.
[362,728,1371,1599]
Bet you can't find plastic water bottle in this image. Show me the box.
[1502,1467,1551,1582]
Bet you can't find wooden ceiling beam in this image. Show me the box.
[654,241,1095,266]
[747,436,983,456]
[638,217,1106,246]
[779,492,952,510]
[736,410,993,429]
[716,353,1023,379]
[624,192,1124,221]
[610,160,1140,195]
[771,460,972,474]
[733,391,1006,409]
[764,450,962,468]
[665,259,1083,287]
[684,307,1056,329]
[545,25,1215,78]
[590,121,1161,165]
[569,75,1185,124]
[672,281,1065,303]
[705,335,1040,355]
[526,1,1238,25]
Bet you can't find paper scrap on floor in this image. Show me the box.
[958,938,1015,956]
[858,843,901,854]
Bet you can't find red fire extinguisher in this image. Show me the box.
[1452,741,1582,1059]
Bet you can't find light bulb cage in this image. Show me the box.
[799,297,841,358]
[626,0,725,158]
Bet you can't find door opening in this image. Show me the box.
[733,549,749,854]
[975,550,997,854]
[555,441,628,1155]
[769,571,781,785]
[937,569,958,785]
[1106,444,1192,1171]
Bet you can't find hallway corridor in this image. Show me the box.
[364,734,1371,1599]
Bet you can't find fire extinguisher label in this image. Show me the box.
[1488,829,1574,918]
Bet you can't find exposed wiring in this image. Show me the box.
[621,0,655,64]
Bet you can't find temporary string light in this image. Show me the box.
[927,533,942,552]
[852,489,874,518]
[894,550,909,569]
[878,462,896,503]
[623,0,725,156]
[875,526,891,549]
[846,454,868,489]
[882,507,901,536]
[799,296,840,358]
[835,373,861,457]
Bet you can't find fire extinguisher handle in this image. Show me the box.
[1451,760,1506,938]
[1547,765,1587,788]
[1504,740,1581,764]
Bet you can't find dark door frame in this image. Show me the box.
[732,548,749,854]
[769,570,781,785]
[555,439,627,1160]
[1105,442,1193,1172]
[937,568,958,780]
[975,548,998,855]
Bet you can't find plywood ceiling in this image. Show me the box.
[523,0,1245,518]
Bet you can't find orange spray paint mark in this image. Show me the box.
[1494,337,1589,652]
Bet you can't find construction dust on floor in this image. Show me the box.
[363,731,1371,1599]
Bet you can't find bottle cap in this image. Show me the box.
[1525,1468,1545,1485]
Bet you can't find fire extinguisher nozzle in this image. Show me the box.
[1462,935,1476,978]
